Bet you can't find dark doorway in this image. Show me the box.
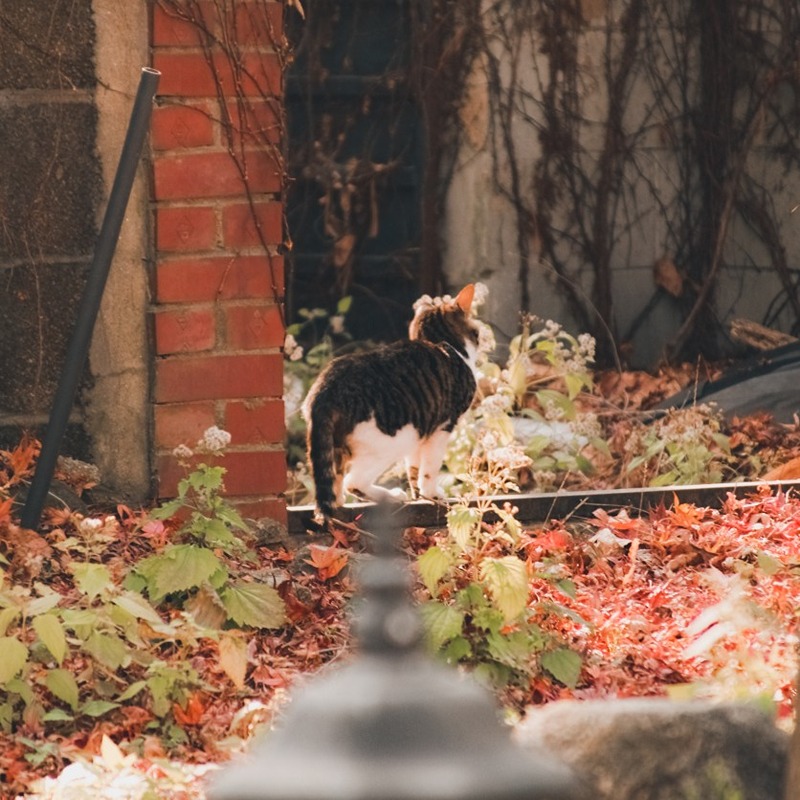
[285,0,423,343]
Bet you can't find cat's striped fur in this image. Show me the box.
[302,285,480,522]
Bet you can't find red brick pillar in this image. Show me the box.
[150,1,287,523]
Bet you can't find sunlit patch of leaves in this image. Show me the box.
[0,433,354,797]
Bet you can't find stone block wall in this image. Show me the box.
[150,1,288,522]
[0,0,101,458]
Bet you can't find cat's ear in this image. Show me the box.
[454,284,475,315]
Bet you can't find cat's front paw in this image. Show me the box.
[387,487,408,503]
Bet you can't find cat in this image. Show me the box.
[302,284,480,523]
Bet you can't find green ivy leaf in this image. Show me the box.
[556,578,577,599]
[0,637,28,684]
[72,563,112,599]
[112,592,163,626]
[26,592,62,617]
[442,636,472,663]
[419,601,464,651]
[0,606,20,637]
[541,647,582,688]
[43,708,74,723]
[446,505,481,552]
[81,700,120,718]
[336,295,352,315]
[83,631,130,671]
[417,546,454,596]
[487,630,536,671]
[479,556,529,622]
[45,668,79,710]
[136,545,224,602]
[220,582,286,629]
[117,680,148,703]
[151,498,185,520]
[33,614,67,665]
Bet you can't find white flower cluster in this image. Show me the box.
[479,390,514,416]
[77,515,118,540]
[530,319,596,373]
[172,443,194,460]
[486,444,532,472]
[171,426,233,460]
[197,425,232,453]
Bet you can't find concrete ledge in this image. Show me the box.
[287,479,800,535]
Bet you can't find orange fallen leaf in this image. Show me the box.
[173,692,206,726]
[305,544,349,580]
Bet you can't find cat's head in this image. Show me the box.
[409,284,481,363]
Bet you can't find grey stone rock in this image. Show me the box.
[516,699,788,800]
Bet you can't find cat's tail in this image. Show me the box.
[306,406,338,521]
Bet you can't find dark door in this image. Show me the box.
[286,0,422,343]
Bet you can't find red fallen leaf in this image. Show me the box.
[173,692,206,727]
[668,497,706,528]
[251,664,291,688]
[0,496,12,524]
[532,528,572,552]
[305,544,349,580]
[0,436,40,485]
[278,581,314,622]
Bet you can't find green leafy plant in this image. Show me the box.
[0,536,201,731]
[128,427,286,630]
[416,463,585,691]
[623,405,733,486]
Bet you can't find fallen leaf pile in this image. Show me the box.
[4,417,800,796]
[509,487,800,719]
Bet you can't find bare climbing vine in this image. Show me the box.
[156,0,800,366]
[465,0,800,364]
[155,0,293,321]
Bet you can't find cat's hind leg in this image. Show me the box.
[417,428,452,499]
[405,448,421,500]
[343,420,416,504]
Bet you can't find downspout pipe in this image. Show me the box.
[21,67,160,530]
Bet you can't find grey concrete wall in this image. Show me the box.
[442,2,800,367]
[89,0,151,499]
[0,0,151,499]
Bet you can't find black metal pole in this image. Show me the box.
[20,67,160,530]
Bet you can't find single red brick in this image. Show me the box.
[154,401,217,449]
[224,303,284,350]
[222,201,282,248]
[154,307,216,354]
[224,398,285,444]
[151,103,215,150]
[231,497,287,525]
[156,206,217,252]
[223,450,288,495]
[156,255,285,303]
[154,149,281,200]
[156,352,283,402]
[157,448,286,498]
[153,51,283,98]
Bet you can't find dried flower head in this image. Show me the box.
[196,426,232,454]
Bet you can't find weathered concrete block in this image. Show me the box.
[0,0,95,90]
[516,699,787,800]
[0,103,102,260]
[0,262,90,413]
